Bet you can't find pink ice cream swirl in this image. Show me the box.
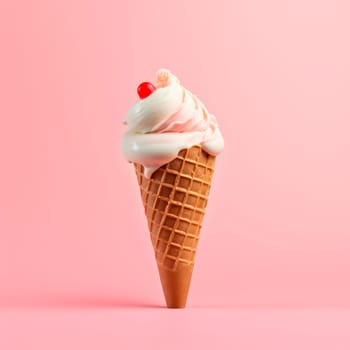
[122,69,224,178]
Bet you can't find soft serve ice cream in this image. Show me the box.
[122,69,224,177]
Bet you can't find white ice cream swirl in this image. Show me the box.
[122,69,224,177]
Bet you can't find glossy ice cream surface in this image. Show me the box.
[122,69,224,177]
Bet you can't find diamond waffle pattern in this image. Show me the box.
[134,146,216,271]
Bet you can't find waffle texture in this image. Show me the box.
[134,145,216,307]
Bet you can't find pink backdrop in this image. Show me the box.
[1,0,350,311]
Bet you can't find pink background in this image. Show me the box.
[1,0,350,348]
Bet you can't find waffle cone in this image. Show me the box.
[134,145,216,308]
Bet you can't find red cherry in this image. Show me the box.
[137,82,156,99]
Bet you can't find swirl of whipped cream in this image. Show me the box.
[122,69,224,177]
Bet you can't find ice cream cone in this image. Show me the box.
[122,69,224,307]
[134,145,216,308]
